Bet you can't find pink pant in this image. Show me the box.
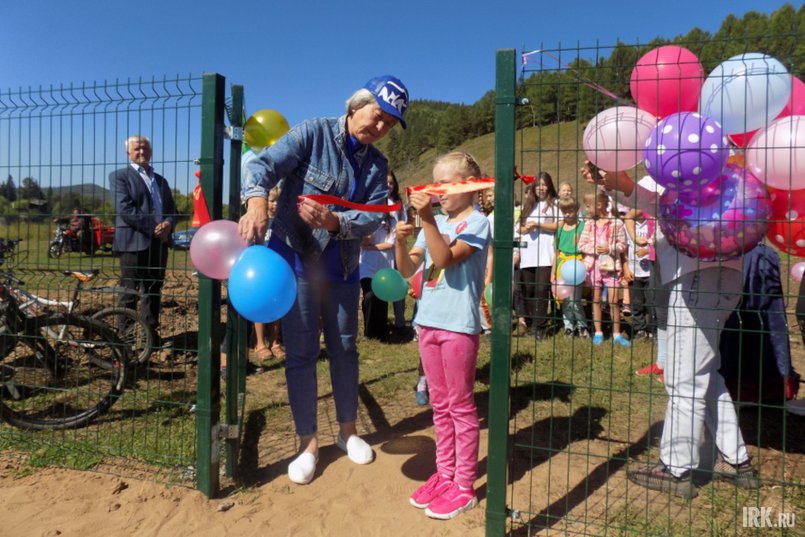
[418,326,480,489]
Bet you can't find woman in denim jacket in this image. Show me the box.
[239,76,409,485]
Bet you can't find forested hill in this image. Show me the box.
[378,3,804,189]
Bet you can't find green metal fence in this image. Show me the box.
[487,40,804,536]
[0,73,243,496]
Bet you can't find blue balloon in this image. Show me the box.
[228,246,297,323]
[560,259,587,286]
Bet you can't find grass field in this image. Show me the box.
[0,218,803,535]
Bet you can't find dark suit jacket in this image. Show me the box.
[110,165,177,253]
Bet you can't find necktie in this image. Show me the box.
[151,182,163,221]
[140,167,162,220]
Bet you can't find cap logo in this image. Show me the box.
[377,81,408,114]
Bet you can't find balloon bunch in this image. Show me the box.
[552,259,587,302]
[186,107,298,322]
[583,45,805,260]
[189,220,297,323]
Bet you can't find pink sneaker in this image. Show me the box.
[425,482,478,520]
[409,473,452,509]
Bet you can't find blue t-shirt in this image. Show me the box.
[413,210,490,335]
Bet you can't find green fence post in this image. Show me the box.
[224,84,248,479]
[196,72,226,498]
[486,48,516,537]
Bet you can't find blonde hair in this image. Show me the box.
[434,151,482,179]
[557,196,579,213]
[583,189,611,216]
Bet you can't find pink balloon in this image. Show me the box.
[791,262,805,282]
[630,45,704,119]
[189,220,248,280]
[553,278,574,301]
[730,75,805,147]
[583,106,657,172]
[746,115,805,190]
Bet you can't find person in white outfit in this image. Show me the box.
[584,163,759,499]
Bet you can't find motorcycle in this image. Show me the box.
[48,217,114,258]
[48,223,81,258]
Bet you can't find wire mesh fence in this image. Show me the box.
[0,75,205,482]
[487,35,804,536]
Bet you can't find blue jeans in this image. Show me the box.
[561,285,587,331]
[281,276,360,436]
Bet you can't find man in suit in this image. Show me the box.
[111,135,177,345]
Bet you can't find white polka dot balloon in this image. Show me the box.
[643,112,729,198]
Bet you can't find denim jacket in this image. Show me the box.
[242,115,389,277]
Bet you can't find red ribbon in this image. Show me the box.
[300,194,401,213]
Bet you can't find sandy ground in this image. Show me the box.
[0,419,491,537]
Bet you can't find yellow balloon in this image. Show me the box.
[243,109,290,149]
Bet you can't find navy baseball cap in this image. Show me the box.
[364,75,409,129]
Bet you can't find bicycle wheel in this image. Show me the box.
[92,307,155,364]
[0,314,127,430]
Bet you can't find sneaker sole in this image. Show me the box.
[713,471,761,489]
[713,474,760,490]
[409,497,429,509]
[628,472,698,499]
[425,497,478,520]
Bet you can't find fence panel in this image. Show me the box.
[0,75,213,486]
[488,36,804,536]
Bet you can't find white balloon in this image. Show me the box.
[699,53,791,135]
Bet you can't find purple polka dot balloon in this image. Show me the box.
[643,112,730,197]
[658,162,769,261]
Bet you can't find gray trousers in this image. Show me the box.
[660,267,749,476]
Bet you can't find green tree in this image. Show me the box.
[2,175,16,202]
[19,177,45,200]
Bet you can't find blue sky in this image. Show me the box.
[0,0,793,128]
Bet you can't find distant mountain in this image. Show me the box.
[47,183,111,200]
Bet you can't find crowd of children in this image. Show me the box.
[506,165,659,347]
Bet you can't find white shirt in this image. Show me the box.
[518,200,558,268]
[359,217,396,279]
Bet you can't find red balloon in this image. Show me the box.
[410,268,424,300]
[766,186,805,256]
[730,75,805,147]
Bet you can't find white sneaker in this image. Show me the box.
[288,452,318,484]
[336,434,374,465]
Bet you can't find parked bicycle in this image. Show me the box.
[11,268,157,365]
[0,240,129,430]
